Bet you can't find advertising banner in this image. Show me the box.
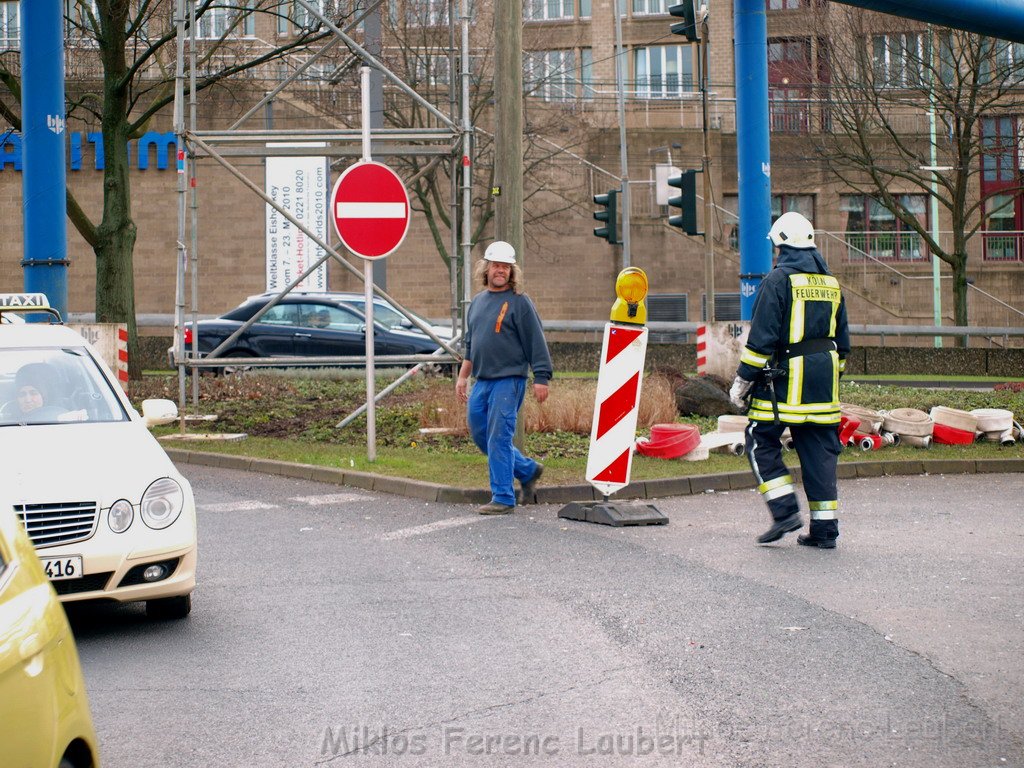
[266,145,328,291]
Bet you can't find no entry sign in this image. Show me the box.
[331,161,410,259]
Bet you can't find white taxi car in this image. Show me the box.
[0,294,196,619]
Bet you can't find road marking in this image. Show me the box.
[382,515,485,541]
[198,500,279,512]
[290,492,374,506]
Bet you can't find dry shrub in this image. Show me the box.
[418,374,679,436]
[636,374,679,427]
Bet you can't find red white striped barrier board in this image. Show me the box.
[117,326,129,390]
[585,322,649,497]
[696,324,707,375]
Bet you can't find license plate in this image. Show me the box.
[41,556,84,581]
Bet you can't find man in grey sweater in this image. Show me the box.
[455,241,552,514]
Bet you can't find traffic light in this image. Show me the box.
[592,190,619,244]
[668,170,700,235]
[669,1,699,43]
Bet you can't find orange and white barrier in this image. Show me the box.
[585,323,649,497]
[696,324,707,375]
[117,326,129,391]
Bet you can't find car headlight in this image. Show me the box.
[141,477,184,530]
[108,499,134,533]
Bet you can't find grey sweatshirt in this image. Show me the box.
[465,289,553,384]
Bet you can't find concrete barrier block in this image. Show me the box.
[535,484,597,504]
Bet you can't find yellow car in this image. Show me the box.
[0,500,100,768]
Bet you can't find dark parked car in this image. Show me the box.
[171,292,444,371]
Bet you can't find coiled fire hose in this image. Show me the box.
[929,406,978,445]
[971,408,1016,446]
[841,403,884,435]
[635,423,701,459]
[881,408,933,448]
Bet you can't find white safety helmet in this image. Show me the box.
[483,240,517,264]
[767,211,816,248]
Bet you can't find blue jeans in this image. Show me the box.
[467,377,539,507]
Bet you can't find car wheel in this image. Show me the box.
[147,594,192,620]
[217,350,256,376]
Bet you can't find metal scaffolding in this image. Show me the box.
[170,0,474,423]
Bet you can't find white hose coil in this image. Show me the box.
[717,414,749,433]
[930,406,978,433]
[883,408,933,437]
[970,408,1014,432]
[841,403,884,435]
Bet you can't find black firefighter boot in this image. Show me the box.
[757,511,803,544]
[798,519,839,549]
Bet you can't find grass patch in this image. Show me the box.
[141,372,1024,487]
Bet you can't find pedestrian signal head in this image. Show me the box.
[610,267,649,325]
[484,240,517,264]
[768,211,816,249]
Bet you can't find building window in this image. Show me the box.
[987,40,1024,84]
[196,1,256,38]
[768,38,812,133]
[982,116,1017,184]
[0,2,18,48]
[872,33,929,88]
[524,50,578,101]
[772,194,814,226]
[633,45,694,99]
[402,0,476,26]
[413,53,454,86]
[580,0,591,17]
[632,0,670,15]
[982,194,1022,262]
[524,0,574,21]
[841,195,926,261]
[980,116,1023,261]
[766,0,823,8]
[581,47,594,99]
[291,0,326,31]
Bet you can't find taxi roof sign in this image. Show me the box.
[0,293,62,323]
[0,293,51,309]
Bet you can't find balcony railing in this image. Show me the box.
[982,231,1024,262]
[843,231,926,262]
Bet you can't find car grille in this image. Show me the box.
[52,571,113,596]
[15,501,99,549]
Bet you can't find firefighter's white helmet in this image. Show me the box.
[767,211,816,248]
[483,240,517,264]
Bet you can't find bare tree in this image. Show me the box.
[297,3,591,279]
[0,0,335,376]
[815,8,1024,328]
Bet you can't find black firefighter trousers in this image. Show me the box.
[744,420,843,541]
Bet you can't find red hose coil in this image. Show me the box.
[932,422,975,445]
[635,423,701,459]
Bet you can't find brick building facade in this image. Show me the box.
[1,0,1021,333]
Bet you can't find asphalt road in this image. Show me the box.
[68,466,1024,767]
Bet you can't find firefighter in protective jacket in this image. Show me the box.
[729,211,850,548]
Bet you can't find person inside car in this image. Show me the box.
[2,362,85,423]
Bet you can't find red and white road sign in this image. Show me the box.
[330,161,410,259]
[585,323,649,497]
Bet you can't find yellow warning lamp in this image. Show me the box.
[609,267,649,325]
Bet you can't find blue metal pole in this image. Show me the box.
[733,0,771,321]
[21,0,68,321]
[832,0,1024,44]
